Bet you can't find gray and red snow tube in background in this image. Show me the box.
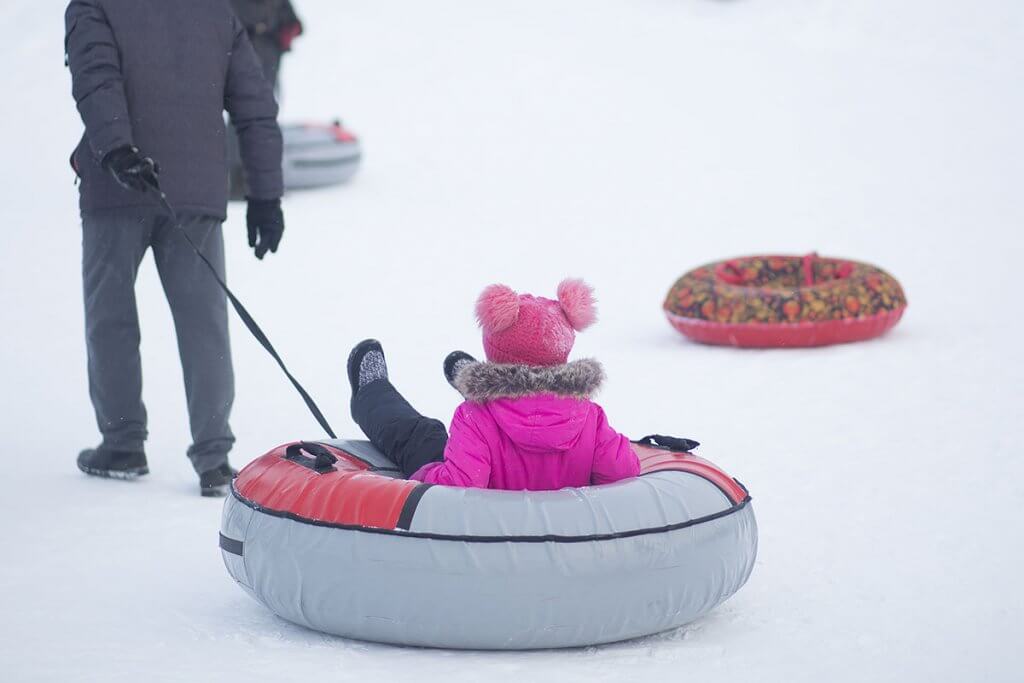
[281,120,362,189]
[220,437,757,649]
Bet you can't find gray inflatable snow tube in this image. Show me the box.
[220,438,757,649]
[282,121,362,189]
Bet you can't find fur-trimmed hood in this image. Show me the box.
[453,359,604,403]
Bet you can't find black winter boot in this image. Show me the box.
[347,339,388,398]
[443,351,477,389]
[77,448,149,480]
[199,464,237,497]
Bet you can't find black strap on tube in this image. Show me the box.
[284,442,339,473]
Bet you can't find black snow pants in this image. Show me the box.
[82,208,234,473]
[350,380,447,478]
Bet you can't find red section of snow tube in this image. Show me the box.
[329,124,357,143]
[634,444,747,504]
[234,443,418,530]
[295,121,359,143]
[666,307,906,348]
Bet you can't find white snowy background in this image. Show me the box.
[1,1,1022,681]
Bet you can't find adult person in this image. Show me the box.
[65,0,286,496]
[230,0,303,89]
[228,0,303,198]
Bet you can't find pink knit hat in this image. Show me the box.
[475,279,597,366]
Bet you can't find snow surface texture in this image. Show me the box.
[1,1,1022,681]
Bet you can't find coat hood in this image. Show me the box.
[452,359,604,402]
[452,360,605,453]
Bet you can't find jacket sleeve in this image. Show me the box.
[65,0,133,161]
[589,405,641,485]
[410,404,492,488]
[224,15,283,200]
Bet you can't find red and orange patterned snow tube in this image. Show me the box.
[663,254,907,348]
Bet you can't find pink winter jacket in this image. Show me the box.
[410,360,640,490]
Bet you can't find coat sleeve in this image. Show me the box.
[410,404,492,488]
[224,15,283,200]
[589,405,641,485]
[65,0,133,161]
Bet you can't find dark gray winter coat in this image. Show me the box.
[65,0,283,219]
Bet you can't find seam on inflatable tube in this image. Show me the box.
[240,499,257,582]
[395,483,434,530]
[291,155,363,169]
[229,484,751,543]
[664,306,905,330]
[639,468,738,504]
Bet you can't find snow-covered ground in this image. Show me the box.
[1,1,1022,680]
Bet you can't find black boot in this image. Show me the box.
[347,339,388,398]
[199,464,238,497]
[77,448,149,480]
[443,351,477,390]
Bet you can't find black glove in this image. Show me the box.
[102,145,160,194]
[247,198,284,260]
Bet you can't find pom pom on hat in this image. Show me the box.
[476,284,520,334]
[557,278,597,331]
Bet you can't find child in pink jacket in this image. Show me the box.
[346,279,640,490]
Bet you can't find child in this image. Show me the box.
[347,279,640,490]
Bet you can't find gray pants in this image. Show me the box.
[82,209,234,473]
